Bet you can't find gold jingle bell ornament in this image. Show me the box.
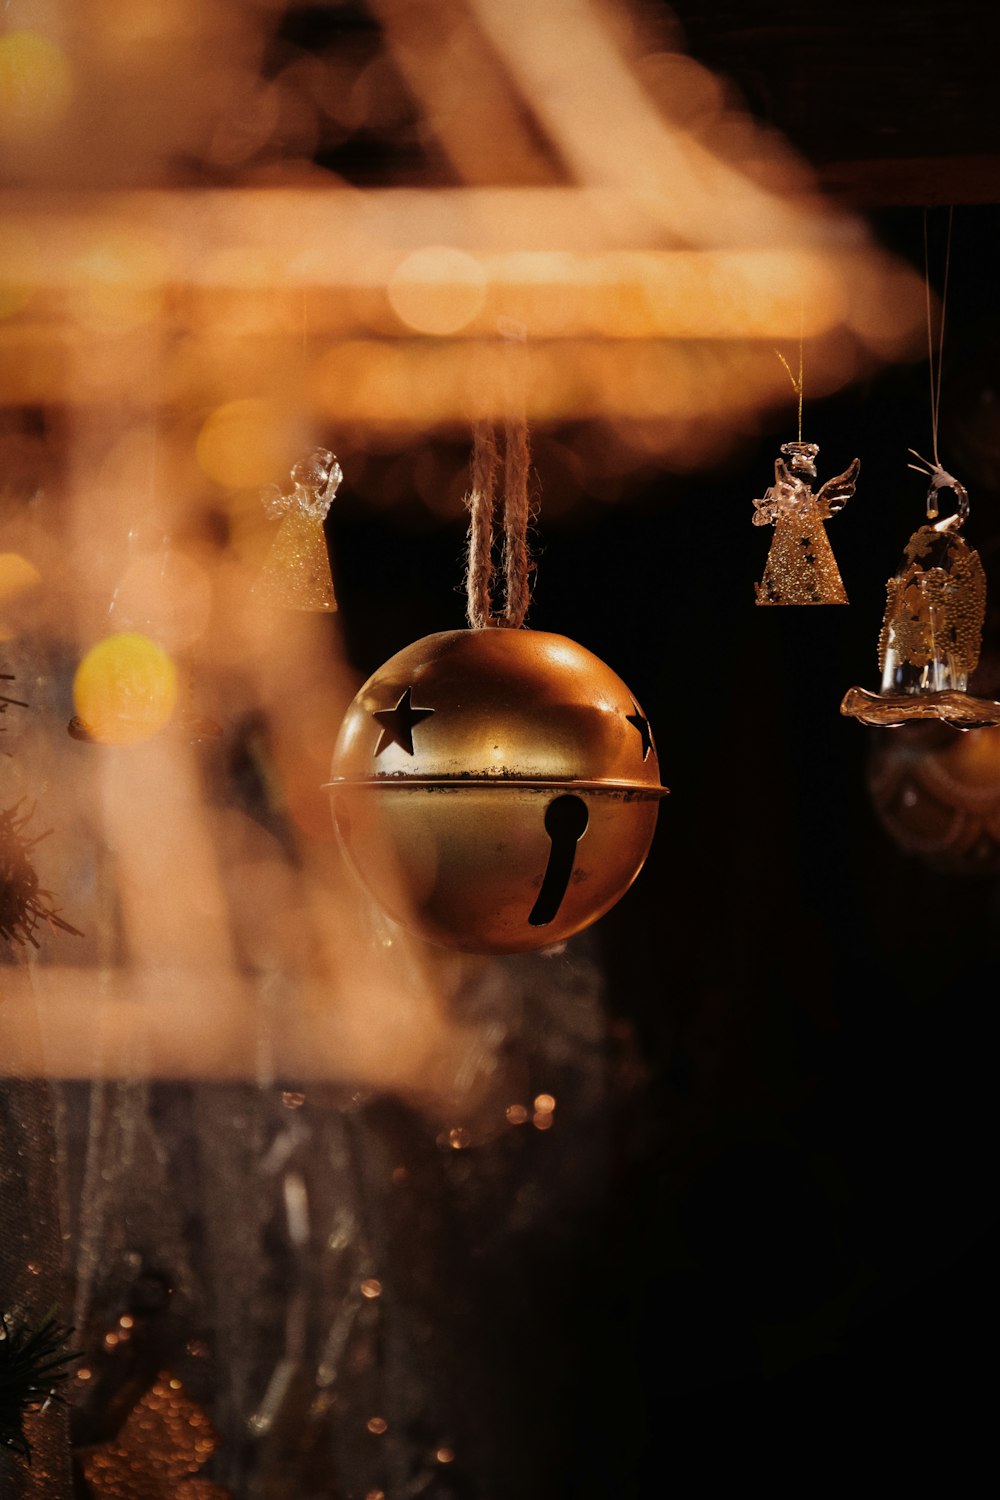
[325,423,666,955]
[326,627,667,954]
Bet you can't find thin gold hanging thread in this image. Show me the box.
[775,332,803,444]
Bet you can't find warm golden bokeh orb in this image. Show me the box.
[0,550,41,600]
[196,399,308,490]
[0,31,73,138]
[72,631,178,746]
[387,246,488,335]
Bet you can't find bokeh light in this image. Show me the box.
[110,551,213,650]
[72,631,179,746]
[0,32,72,139]
[387,247,488,335]
[196,399,309,489]
[71,230,168,330]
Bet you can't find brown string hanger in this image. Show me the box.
[463,412,534,630]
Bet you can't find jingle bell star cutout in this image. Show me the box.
[372,688,435,756]
[326,630,668,955]
[626,701,653,760]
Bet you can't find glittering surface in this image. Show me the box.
[752,445,857,605]
[877,524,986,679]
[79,1372,223,1497]
[843,516,1000,728]
[253,448,340,611]
[253,512,336,612]
[754,504,849,605]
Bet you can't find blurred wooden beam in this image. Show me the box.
[367,0,560,185]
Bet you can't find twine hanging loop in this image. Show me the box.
[464,415,533,629]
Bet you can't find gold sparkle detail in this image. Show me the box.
[253,511,336,612]
[753,446,858,606]
[877,526,986,676]
[755,502,848,605]
[80,1370,226,1498]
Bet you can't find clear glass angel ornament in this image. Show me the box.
[753,441,860,605]
[253,447,342,611]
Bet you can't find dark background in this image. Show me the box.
[291,0,1000,1480]
[7,4,995,1492]
[327,202,1000,1487]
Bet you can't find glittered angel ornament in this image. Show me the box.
[753,441,860,605]
[841,462,1000,729]
[253,447,341,611]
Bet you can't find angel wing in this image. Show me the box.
[815,457,860,518]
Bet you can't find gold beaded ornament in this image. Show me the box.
[841,461,1000,729]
